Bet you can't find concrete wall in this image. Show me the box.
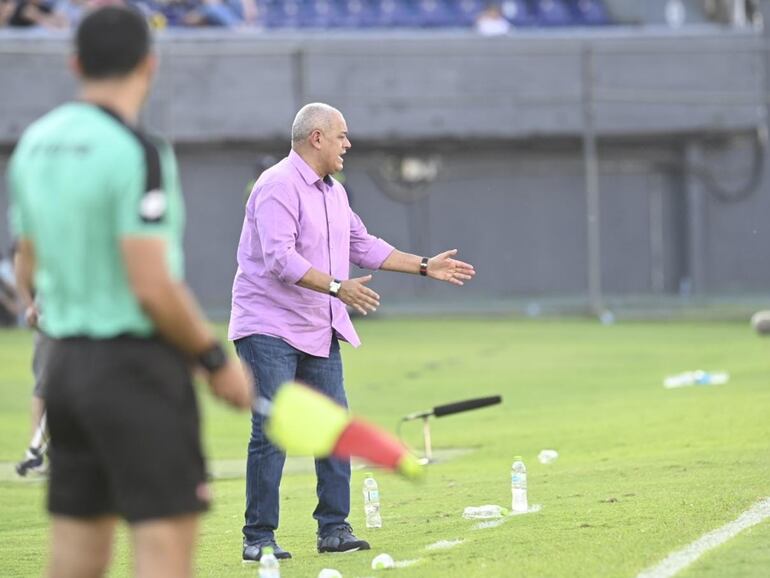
[0,27,763,143]
[2,27,769,316]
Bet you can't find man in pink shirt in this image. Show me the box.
[230,103,475,561]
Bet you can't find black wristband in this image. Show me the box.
[198,342,227,374]
[419,256,429,277]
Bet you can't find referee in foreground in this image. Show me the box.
[7,6,252,578]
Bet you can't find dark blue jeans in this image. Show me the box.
[235,333,350,544]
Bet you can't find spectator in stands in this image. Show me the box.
[55,0,100,27]
[130,0,196,27]
[475,2,510,34]
[7,0,68,27]
[1,0,16,26]
[131,0,252,28]
[190,0,256,27]
[222,0,257,26]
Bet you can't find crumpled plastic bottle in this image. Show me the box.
[538,449,559,464]
[462,505,509,519]
[663,370,729,389]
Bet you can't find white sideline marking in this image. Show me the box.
[425,539,464,551]
[636,497,770,578]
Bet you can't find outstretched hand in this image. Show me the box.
[338,275,381,315]
[427,250,475,286]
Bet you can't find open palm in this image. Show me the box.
[427,250,475,286]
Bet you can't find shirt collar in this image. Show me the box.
[289,149,332,188]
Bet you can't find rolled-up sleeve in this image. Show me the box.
[255,183,313,284]
[349,208,394,270]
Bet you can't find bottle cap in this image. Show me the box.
[262,546,274,556]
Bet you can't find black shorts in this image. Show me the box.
[45,335,209,523]
[31,331,52,398]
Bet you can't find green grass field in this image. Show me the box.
[1,317,769,577]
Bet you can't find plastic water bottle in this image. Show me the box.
[363,472,382,528]
[663,370,730,389]
[511,456,528,514]
[258,546,280,578]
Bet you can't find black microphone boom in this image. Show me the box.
[433,396,502,418]
[400,395,502,463]
[402,395,502,421]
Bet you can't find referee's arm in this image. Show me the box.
[13,238,36,322]
[122,237,252,410]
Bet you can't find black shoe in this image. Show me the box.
[242,540,292,563]
[317,524,371,554]
[15,449,47,477]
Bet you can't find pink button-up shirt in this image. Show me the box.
[228,150,394,356]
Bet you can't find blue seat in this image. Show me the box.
[332,0,382,28]
[454,0,485,27]
[417,0,457,28]
[358,0,383,27]
[299,0,346,27]
[533,0,574,26]
[261,0,303,28]
[567,0,610,26]
[377,0,422,27]
[254,0,607,29]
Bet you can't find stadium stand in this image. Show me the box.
[0,0,613,30]
[253,0,610,30]
[0,0,762,30]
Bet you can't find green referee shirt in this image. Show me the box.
[7,102,185,338]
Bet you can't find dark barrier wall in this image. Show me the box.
[166,140,770,316]
[1,28,769,316]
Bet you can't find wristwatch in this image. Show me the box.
[198,342,227,374]
[329,278,342,297]
[420,256,429,277]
